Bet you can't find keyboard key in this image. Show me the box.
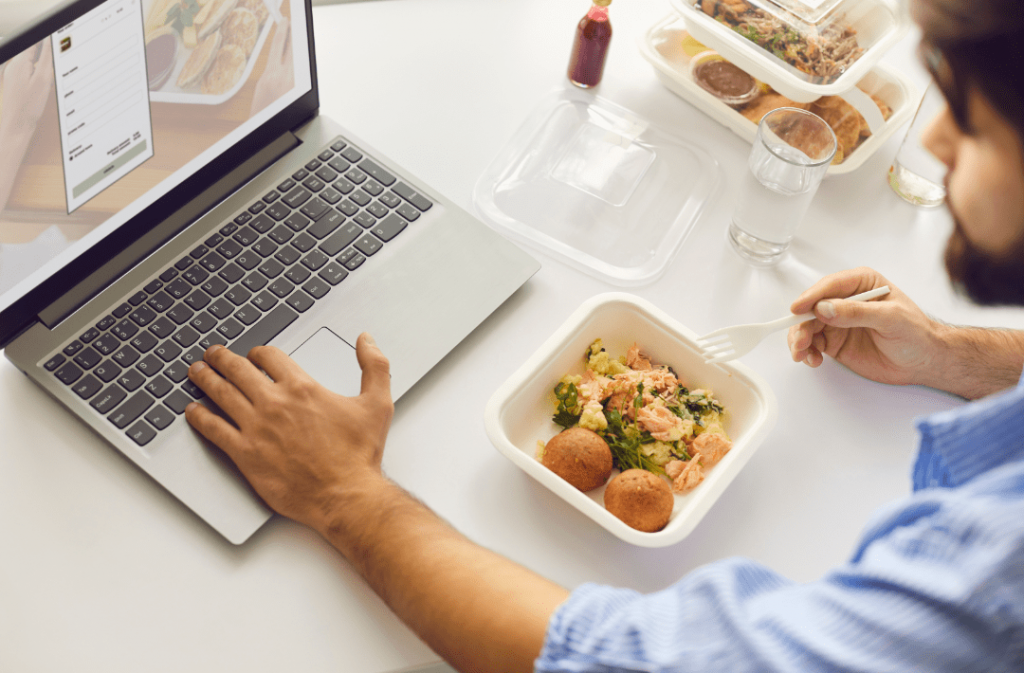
[112,345,141,368]
[72,374,103,400]
[181,380,205,400]
[328,157,350,174]
[216,318,245,340]
[397,202,421,222]
[165,278,192,299]
[147,291,174,313]
[79,327,101,344]
[146,375,173,398]
[143,279,163,294]
[73,347,102,370]
[130,330,159,354]
[233,226,259,246]
[354,212,376,229]
[274,245,302,266]
[303,176,326,193]
[252,238,280,258]
[251,213,276,233]
[302,278,331,299]
[205,233,224,247]
[217,238,244,259]
[117,368,146,392]
[219,262,246,284]
[252,291,279,311]
[319,187,342,205]
[316,166,338,183]
[221,221,240,236]
[337,199,359,217]
[300,197,330,222]
[291,168,309,182]
[277,178,296,193]
[181,346,206,366]
[344,168,367,185]
[208,297,235,320]
[340,147,363,163]
[371,214,408,242]
[283,186,313,209]
[262,190,280,204]
[258,259,285,279]
[184,289,211,310]
[163,360,189,383]
[350,190,371,207]
[367,202,389,219]
[44,354,66,371]
[199,251,227,273]
[333,176,355,194]
[129,305,157,327]
[362,180,384,197]
[158,268,178,283]
[174,257,194,271]
[93,360,122,383]
[112,319,140,341]
[308,210,344,239]
[269,278,295,298]
[127,291,148,306]
[167,303,195,325]
[155,340,183,363]
[201,275,229,297]
[243,272,268,292]
[342,252,366,271]
[284,211,311,232]
[226,305,299,357]
[235,251,261,270]
[266,202,290,221]
[90,385,127,414]
[182,265,210,286]
[198,332,228,350]
[234,305,261,325]
[63,340,84,357]
[173,326,200,347]
[96,314,117,331]
[320,223,361,256]
[301,250,329,271]
[285,264,311,284]
[164,390,193,414]
[189,311,218,334]
[330,139,347,152]
[248,201,266,215]
[380,191,402,208]
[189,245,209,260]
[318,149,334,162]
[393,182,434,211]
[355,233,383,257]
[233,212,253,227]
[126,421,158,446]
[318,262,349,286]
[136,354,164,377]
[268,225,294,245]
[144,405,175,431]
[94,333,120,356]
[291,232,316,252]
[286,290,315,313]
[356,158,396,186]
[305,159,322,172]
[225,285,253,306]
[109,392,155,429]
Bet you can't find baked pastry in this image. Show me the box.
[604,469,674,532]
[237,0,270,26]
[201,44,247,95]
[197,0,240,40]
[221,8,260,57]
[176,31,222,89]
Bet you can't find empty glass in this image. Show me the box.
[729,107,837,266]
[887,82,947,207]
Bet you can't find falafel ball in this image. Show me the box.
[604,469,673,532]
[541,427,613,492]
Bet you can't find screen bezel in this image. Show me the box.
[0,0,319,347]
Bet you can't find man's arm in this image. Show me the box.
[185,338,568,673]
[788,267,1024,399]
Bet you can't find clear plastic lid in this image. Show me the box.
[473,89,721,286]
[673,0,906,97]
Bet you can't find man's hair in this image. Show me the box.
[912,0,1024,135]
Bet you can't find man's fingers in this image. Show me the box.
[204,345,273,401]
[814,295,895,330]
[247,345,309,384]
[790,267,888,314]
[185,402,244,457]
[187,359,255,422]
[356,333,392,402]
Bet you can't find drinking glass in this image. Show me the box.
[887,82,947,207]
[729,107,837,266]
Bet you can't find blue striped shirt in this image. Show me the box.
[537,374,1024,672]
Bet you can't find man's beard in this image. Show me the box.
[944,204,1024,306]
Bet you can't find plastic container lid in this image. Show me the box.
[473,88,721,286]
[672,0,908,102]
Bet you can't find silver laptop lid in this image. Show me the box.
[0,0,317,346]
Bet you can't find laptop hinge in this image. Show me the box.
[38,130,301,329]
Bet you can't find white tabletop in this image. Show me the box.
[5,1,1024,672]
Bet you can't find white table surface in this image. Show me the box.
[5,1,1024,671]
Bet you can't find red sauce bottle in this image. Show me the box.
[567,0,613,88]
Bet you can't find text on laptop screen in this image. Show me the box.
[0,0,312,312]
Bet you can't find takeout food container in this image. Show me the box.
[640,15,917,175]
[670,0,908,102]
[483,293,778,548]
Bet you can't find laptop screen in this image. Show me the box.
[0,0,312,320]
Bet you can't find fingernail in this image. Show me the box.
[817,301,836,319]
[208,344,225,352]
[364,334,376,346]
[185,403,198,413]
[191,361,207,374]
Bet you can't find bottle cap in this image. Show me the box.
[593,0,612,6]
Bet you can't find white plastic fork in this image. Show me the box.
[696,286,891,365]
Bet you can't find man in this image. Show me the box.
[183,0,1024,670]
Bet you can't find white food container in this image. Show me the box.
[484,293,778,548]
[671,0,908,103]
[640,15,917,175]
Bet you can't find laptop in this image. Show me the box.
[0,0,539,544]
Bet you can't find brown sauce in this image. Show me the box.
[146,33,177,90]
[694,60,755,99]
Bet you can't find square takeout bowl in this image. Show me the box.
[484,294,778,547]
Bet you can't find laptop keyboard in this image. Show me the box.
[40,136,433,448]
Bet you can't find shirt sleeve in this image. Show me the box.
[536,466,1024,673]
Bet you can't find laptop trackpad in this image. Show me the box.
[289,328,361,397]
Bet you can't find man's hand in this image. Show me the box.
[184,333,393,534]
[788,267,1024,399]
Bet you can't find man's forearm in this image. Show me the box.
[925,324,1024,399]
[317,476,569,673]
